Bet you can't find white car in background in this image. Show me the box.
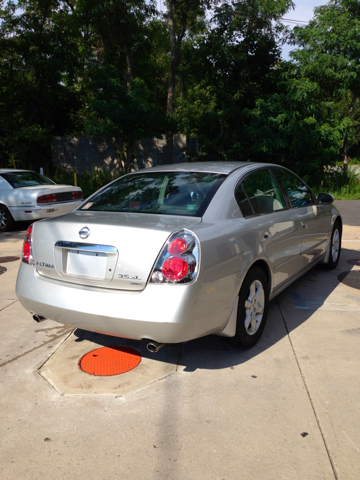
[0,169,83,232]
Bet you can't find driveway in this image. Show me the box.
[0,201,359,480]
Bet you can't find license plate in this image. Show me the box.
[67,250,107,279]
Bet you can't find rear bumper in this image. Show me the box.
[16,263,242,343]
[9,201,82,222]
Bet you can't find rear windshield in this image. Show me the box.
[1,172,55,188]
[80,171,226,216]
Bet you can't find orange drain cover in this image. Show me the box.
[79,346,141,376]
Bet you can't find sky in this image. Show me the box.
[281,0,329,58]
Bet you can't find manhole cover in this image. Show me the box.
[0,266,7,275]
[0,256,20,264]
[78,346,141,376]
[338,271,360,290]
[347,259,360,267]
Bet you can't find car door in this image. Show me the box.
[272,167,330,270]
[235,168,302,290]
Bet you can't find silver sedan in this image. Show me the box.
[0,169,83,232]
[15,162,342,349]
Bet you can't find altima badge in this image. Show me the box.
[79,227,90,239]
[118,274,141,280]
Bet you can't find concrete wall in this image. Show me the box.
[51,135,191,173]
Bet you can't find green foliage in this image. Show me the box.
[290,0,360,163]
[173,0,294,161]
[243,71,342,175]
[51,167,124,199]
[1,0,360,182]
[0,0,81,169]
[308,168,360,200]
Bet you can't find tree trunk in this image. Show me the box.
[165,0,176,164]
[123,41,133,171]
[123,41,132,92]
[342,132,349,169]
[165,0,188,164]
[342,93,359,168]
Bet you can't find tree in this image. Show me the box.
[172,0,294,161]
[73,0,162,171]
[290,0,360,165]
[0,0,80,169]
[244,67,341,175]
[164,0,214,163]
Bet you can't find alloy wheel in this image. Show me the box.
[244,279,265,335]
[332,228,340,263]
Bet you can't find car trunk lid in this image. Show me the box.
[7,185,82,207]
[31,211,201,291]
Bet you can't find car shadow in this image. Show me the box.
[72,245,360,372]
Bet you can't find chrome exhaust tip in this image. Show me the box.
[146,342,165,353]
[33,314,47,323]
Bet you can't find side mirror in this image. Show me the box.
[317,192,334,205]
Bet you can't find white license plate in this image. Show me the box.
[67,250,107,278]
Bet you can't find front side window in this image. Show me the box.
[81,171,226,217]
[274,168,314,208]
[236,169,287,216]
[1,172,55,188]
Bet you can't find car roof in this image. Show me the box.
[0,169,34,174]
[137,161,269,175]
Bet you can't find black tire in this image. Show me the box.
[0,205,15,232]
[325,220,341,270]
[229,267,269,349]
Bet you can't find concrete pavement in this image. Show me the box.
[0,202,359,479]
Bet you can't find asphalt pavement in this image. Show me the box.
[0,201,359,480]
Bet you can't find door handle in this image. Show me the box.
[263,233,271,240]
[301,222,307,229]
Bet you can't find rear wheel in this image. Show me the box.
[230,267,269,349]
[0,205,15,232]
[325,221,341,269]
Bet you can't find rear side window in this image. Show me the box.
[81,171,226,217]
[274,168,314,208]
[236,169,287,216]
[1,172,55,188]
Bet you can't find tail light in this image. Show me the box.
[150,230,199,284]
[72,191,83,200]
[22,224,34,265]
[37,194,58,204]
[37,191,83,204]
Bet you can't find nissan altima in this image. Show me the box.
[0,169,83,232]
[15,162,342,349]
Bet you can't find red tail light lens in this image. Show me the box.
[26,224,33,241]
[23,241,31,262]
[22,224,34,264]
[168,238,187,255]
[72,191,82,200]
[162,256,188,281]
[37,194,57,204]
[37,195,48,204]
[37,191,82,204]
[150,230,199,285]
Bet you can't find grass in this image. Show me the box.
[309,168,360,200]
[49,167,124,199]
